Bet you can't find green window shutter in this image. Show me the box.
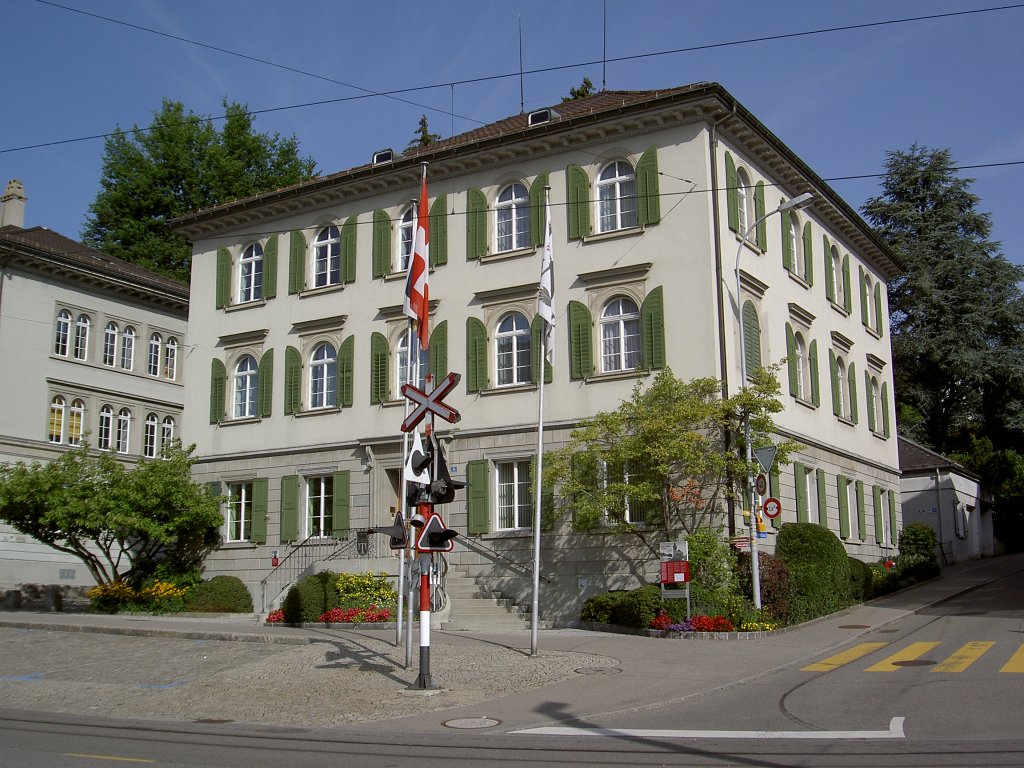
[466,459,490,535]
[754,181,767,250]
[640,286,666,370]
[284,346,301,415]
[769,466,782,529]
[216,247,231,309]
[466,188,487,260]
[529,172,550,246]
[742,301,762,376]
[257,349,273,418]
[370,332,389,404]
[802,222,814,286]
[848,362,859,424]
[280,475,299,543]
[725,152,738,233]
[794,462,808,523]
[210,358,226,424]
[785,323,798,396]
[881,381,891,438]
[837,475,850,539]
[873,485,884,544]
[251,478,268,544]
[809,339,820,407]
[816,468,828,527]
[636,146,660,227]
[338,336,354,408]
[341,215,357,283]
[263,235,278,300]
[823,235,834,303]
[859,266,869,326]
[466,317,488,392]
[429,194,447,267]
[856,480,867,541]
[865,371,876,432]
[888,490,898,547]
[842,255,852,313]
[566,164,590,240]
[332,470,350,538]
[531,314,552,384]
[428,320,447,379]
[568,300,593,380]
[781,214,794,272]
[288,231,306,294]
[372,210,391,277]
[829,349,841,416]
[873,282,884,335]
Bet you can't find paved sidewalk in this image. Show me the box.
[2,553,1021,732]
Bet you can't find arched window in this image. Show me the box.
[835,356,848,419]
[787,214,800,274]
[495,183,530,252]
[830,245,844,307]
[736,168,752,235]
[600,297,641,372]
[54,310,71,356]
[233,355,258,419]
[495,312,531,386]
[309,342,338,409]
[239,242,264,301]
[73,314,90,360]
[103,322,118,366]
[68,399,85,446]
[147,333,162,376]
[397,328,428,390]
[313,226,341,287]
[397,206,415,271]
[164,337,178,380]
[596,161,637,233]
[870,376,882,433]
[794,332,808,400]
[120,326,135,370]
[97,405,113,450]
[115,408,132,454]
[143,413,159,458]
[741,300,762,378]
[161,416,176,451]
[48,396,66,443]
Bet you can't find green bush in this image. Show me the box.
[580,591,627,624]
[610,584,664,628]
[737,551,792,623]
[184,575,253,613]
[847,556,874,602]
[282,570,341,624]
[687,527,737,614]
[775,522,851,623]
[899,523,938,563]
[335,572,397,608]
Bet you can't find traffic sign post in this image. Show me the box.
[762,497,782,519]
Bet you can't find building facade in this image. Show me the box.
[171,84,903,624]
[0,180,189,587]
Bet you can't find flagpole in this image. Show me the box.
[531,187,554,656]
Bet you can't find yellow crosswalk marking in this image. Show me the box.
[1000,643,1024,673]
[932,641,995,672]
[802,642,889,672]
[865,641,940,672]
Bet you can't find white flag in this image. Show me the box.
[404,429,430,485]
[538,191,555,363]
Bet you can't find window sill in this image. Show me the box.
[836,414,855,427]
[829,301,850,318]
[793,396,818,411]
[294,406,341,418]
[480,383,537,395]
[581,225,644,244]
[225,299,266,313]
[479,528,533,540]
[787,271,811,290]
[871,429,890,441]
[218,416,262,427]
[480,246,537,264]
[864,325,883,340]
[734,233,763,255]
[298,282,346,299]
[584,368,650,384]
[221,541,257,549]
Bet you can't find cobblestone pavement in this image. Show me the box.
[0,625,613,727]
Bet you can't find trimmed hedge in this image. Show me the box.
[737,550,792,623]
[282,570,341,624]
[847,556,874,602]
[184,575,254,613]
[776,523,851,622]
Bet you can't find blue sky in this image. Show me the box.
[3,1,1023,268]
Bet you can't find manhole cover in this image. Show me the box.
[892,659,936,667]
[575,667,622,675]
[838,625,870,629]
[444,717,500,729]
[194,718,234,724]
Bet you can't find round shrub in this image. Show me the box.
[737,551,792,623]
[184,575,254,613]
[282,570,341,624]
[847,556,874,602]
[610,584,663,628]
[898,523,938,564]
[580,591,627,624]
[775,522,851,622]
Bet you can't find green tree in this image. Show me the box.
[543,366,798,543]
[82,99,316,282]
[406,114,440,151]
[562,76,596,102]
[0,443,223,586]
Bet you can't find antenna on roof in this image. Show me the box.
[518,16,525,113]
[602,0,607,91]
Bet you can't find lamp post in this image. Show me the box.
[734,191,814,609]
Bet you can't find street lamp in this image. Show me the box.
[734,191,814,609]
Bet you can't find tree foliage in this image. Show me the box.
[543,366,798,543]
[0,443,223,586]
[406,114,441,150]
[562,77,596,102]
[82,99,317,282]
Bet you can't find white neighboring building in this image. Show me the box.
[171,84,903,625]
[0,180,189,588]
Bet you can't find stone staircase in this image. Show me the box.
[441,569,532,631]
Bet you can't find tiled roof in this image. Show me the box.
[0,225,188,299]
[898,436,976,477]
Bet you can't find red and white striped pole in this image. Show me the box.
[413,501,435,689]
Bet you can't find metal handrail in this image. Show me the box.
[457,536,554,585]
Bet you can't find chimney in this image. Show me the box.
[0,180,27,229]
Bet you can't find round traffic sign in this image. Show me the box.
[762,497,782,519]
[755,474,767,496]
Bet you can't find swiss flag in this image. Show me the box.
[403,166,429,349]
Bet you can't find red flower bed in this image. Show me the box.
[319,605,392,624]
[690,614,734,632]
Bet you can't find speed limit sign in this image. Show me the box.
[755,474,767,496]
[762,497,782,519]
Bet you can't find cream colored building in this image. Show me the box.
[171,84,902,625]
[0,180,188,587]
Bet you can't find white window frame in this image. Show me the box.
[227,481,254,543]
[115,407,132,454]
[233,355,258,419]
[309,342,338,410]
[835,356,848,419]
[495,312,531,386]
[68,399,84,446]
[494,182,530,253]
[830,246,844,307]
[306,475,334,538]
[238,242,264,302]
[54,310,71,356]
[794,331,808,401]
[161,416,175,451]
[164,337,178,380]
[143,413,159,458]
[397,328,428,391]
[73,314,90,360]
[147,333,161,376]
[103,322,117,367]
[396,206,415,272]
[600,297,641,373]
[496,459,533,531]
[596,160,638,233]
[736,168,753,236]
[97,405,113,450]
[870,376,882,434]
[48,396,65,443]
[313,226,341,288]
[120,326,135,371]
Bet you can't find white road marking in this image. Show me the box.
[514,716,905,740]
